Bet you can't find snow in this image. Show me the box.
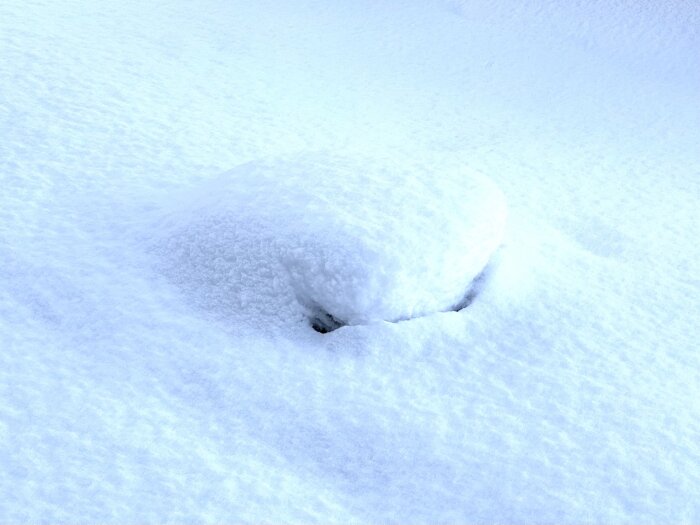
[1,0,700,523]
[153,154,506,328]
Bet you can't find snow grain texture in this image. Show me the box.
[154,155,507,327]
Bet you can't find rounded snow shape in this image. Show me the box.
[160,154,507,328]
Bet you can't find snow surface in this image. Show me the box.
[153,154,506,328]
[2,0,700,523]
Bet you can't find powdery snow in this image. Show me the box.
[1,0,699,523]
[154,154,506,328]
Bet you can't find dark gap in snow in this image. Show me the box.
[452,267,490,312]
[310,265,493,333]
[311,310,345,333]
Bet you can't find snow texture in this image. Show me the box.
[155,155,506,328]
[1,0,700,523]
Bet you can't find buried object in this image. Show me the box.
[155,154,507,330]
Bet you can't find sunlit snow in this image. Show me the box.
[1,0,699,523]
[153,154,506,330]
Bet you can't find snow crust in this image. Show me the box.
[156,155,506,327]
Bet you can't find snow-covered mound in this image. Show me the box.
[155,155,507,327]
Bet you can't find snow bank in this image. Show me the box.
[155,154,507,327]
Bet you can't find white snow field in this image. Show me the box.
[1,0,699,523]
